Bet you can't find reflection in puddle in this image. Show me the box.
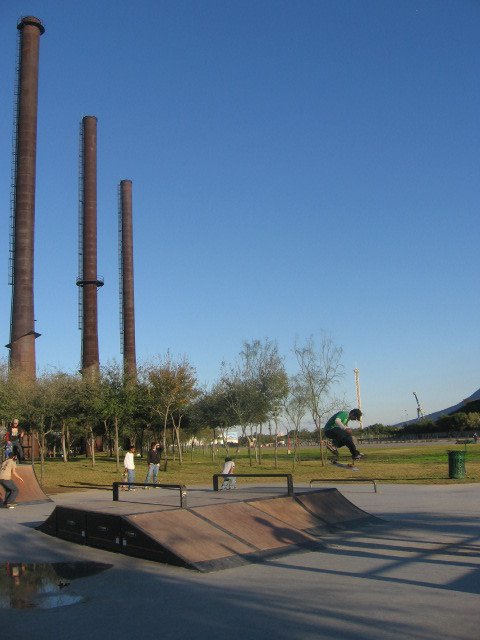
[0,562,112,609]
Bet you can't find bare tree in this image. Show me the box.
[283,374,309,469]
[294,335,345,466]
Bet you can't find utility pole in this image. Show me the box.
[354,368,363,429]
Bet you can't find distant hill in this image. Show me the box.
[393,387,480,426]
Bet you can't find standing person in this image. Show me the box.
[220,456,236,490]
[324,409,363,462]
[0,452,24,508]
[144,443,162,488]
[123,445,136,491]
[6,419,24,463]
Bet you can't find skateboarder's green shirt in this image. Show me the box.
[324,411,349,433]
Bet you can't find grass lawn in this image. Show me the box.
[35,442,480,494]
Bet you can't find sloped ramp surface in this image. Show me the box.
[295,488,377,526]
[38,488,377,571]
[245,495,329,536]
[191,502,320,557]
[124,510,256,571]
[0,465,51,505]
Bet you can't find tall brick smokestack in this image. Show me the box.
[8,16,45,379]
[77,116,103,378]
[119,180,137,381]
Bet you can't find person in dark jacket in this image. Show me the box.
[144,443,163,487]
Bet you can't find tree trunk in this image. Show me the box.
[293,428,300,469]
[114,415,120,472]
[61,421,68,462]
[219,428,229,456]
[174,427,183,465]
[103,419,113,456]
[318,425,326,466]
[273,418,279,469]
[34,430,45,484]
[258,424,263,465]
[66,424,71,459]
[211,428,216,463]
[250,426,258,464]
[162,414,168,471]
[246,435,253,466]
[90,427,96,467]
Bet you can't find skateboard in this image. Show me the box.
[331,460,359,472]
[325,439,361,470]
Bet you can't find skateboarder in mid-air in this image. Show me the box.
[324,409,363,462]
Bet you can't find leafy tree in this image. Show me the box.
[255,343,288,467]
[145,354,200,465]
[191,386,235,460]
[0,360,16,428]
[465,412,480,430]
[11,372,79,480]
[98,362,138,471]
[221,339,287,466]
[75,374,103,467]
[437,412,470,434]
[43,372,81,463]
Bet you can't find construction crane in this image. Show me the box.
[413,391,424,419]
[354,368,363,429]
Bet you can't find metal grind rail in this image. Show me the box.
[212,473,294,496]
[112,482,188,507]
[309,478,378,493]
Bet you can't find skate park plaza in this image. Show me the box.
[1,455,479,640]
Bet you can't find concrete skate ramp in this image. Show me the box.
[192,502,320,553]
[295,488,377,526]
[125,509,256,571]
[37,489,377,571]
[245,496,329,535]
[0,465,51,505]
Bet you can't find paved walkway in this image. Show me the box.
[2,483,479,639]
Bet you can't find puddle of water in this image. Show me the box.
[0,562,112,609]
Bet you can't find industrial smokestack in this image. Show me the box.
[77,115,103,378]
[119,180,137,381]
[8,16,45,379]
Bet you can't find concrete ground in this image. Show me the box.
[1,482,479,639]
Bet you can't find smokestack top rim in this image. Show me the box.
[17,16,45,34]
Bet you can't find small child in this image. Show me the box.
[220,456,236,490]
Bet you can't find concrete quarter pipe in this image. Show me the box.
[0,465,51,505]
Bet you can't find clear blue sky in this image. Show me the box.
[0,0,478,426]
